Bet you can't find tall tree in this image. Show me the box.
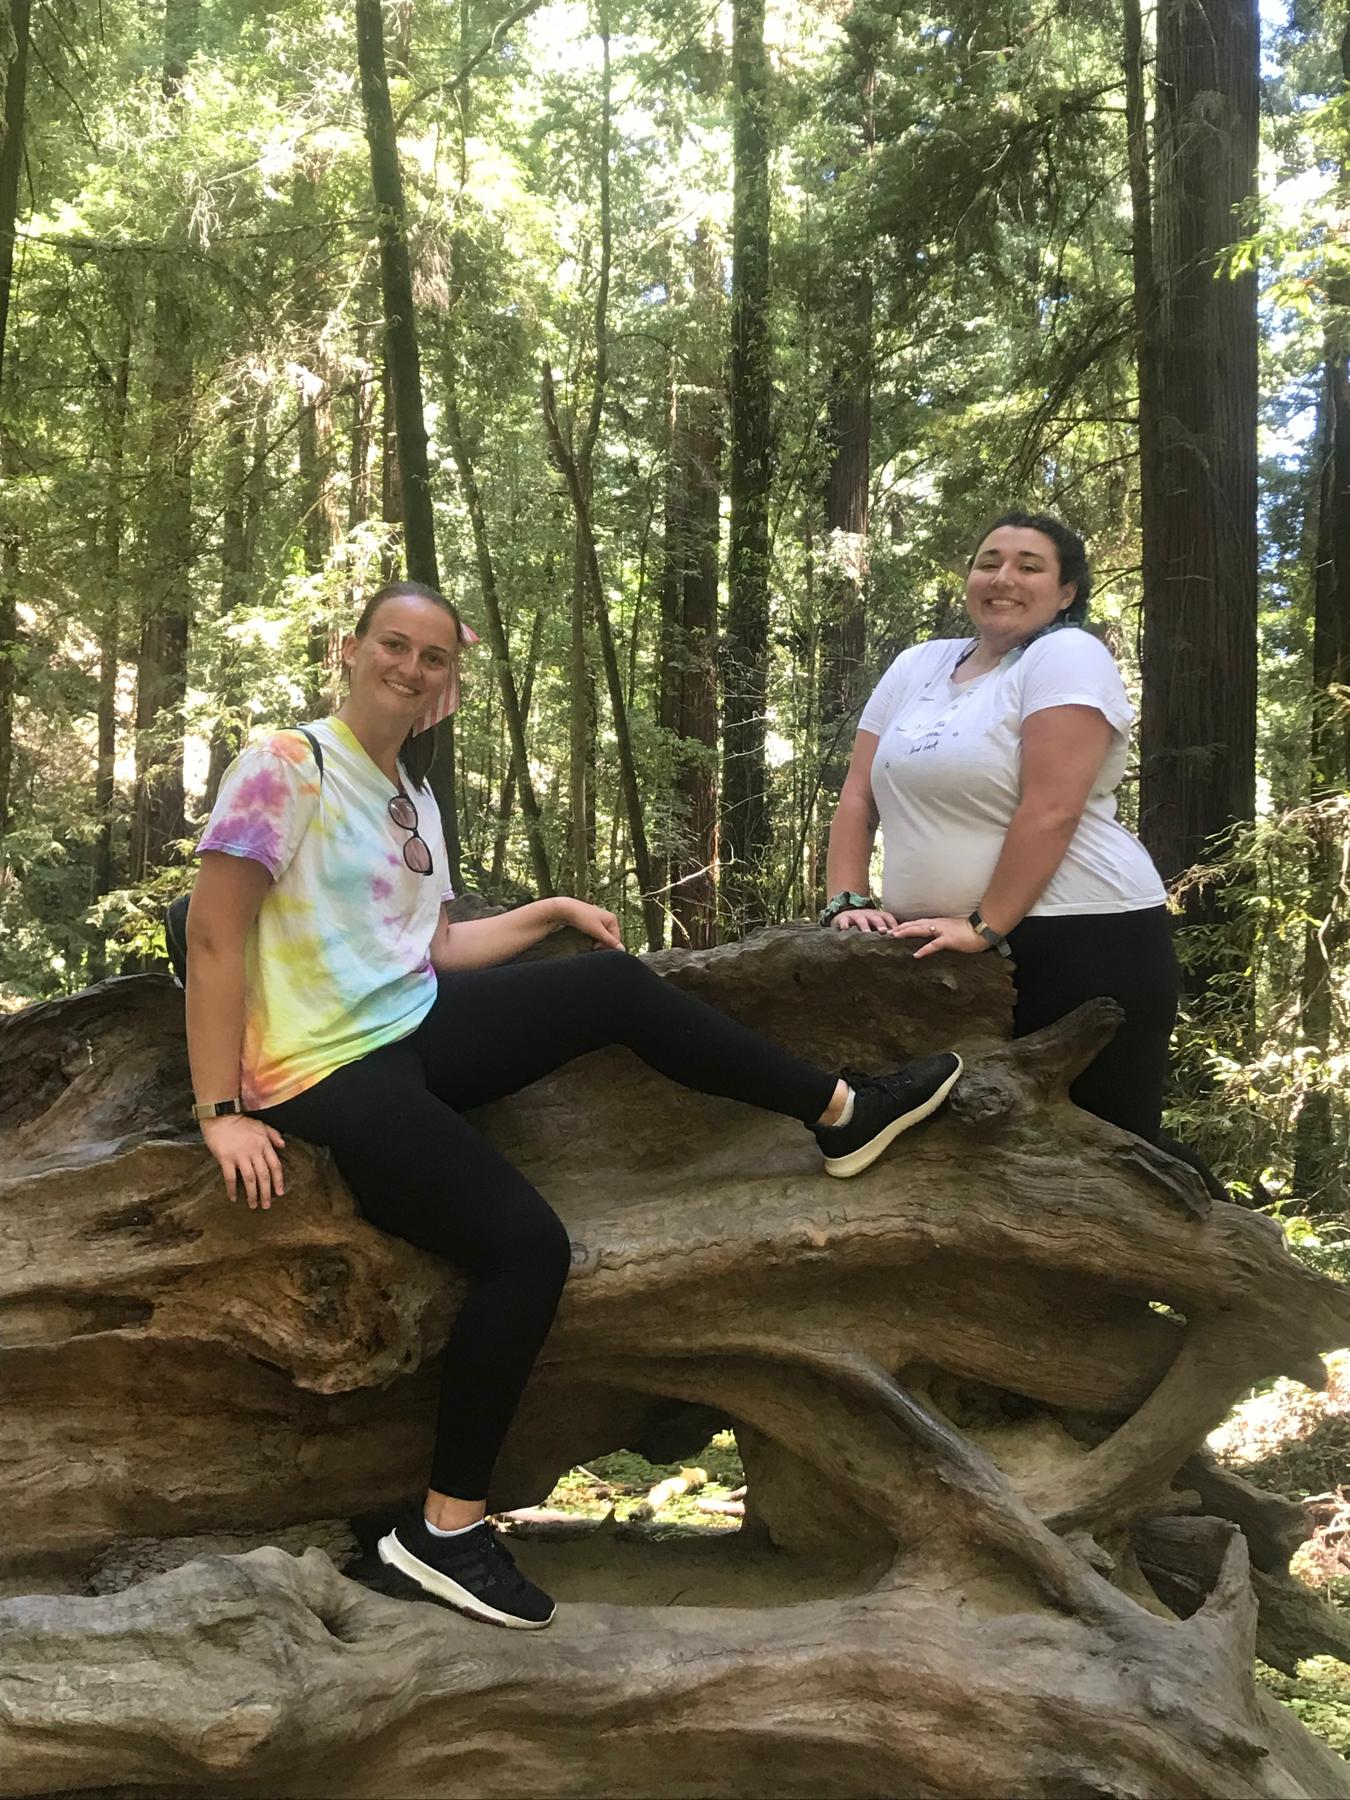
[356,0,438,584]
[204,390,255,809]
[440,0,553,896]
[130,0,200,879]
[89,315,133,979]
[0,0,31,845]
[1294,18,1350,1205]
[721,0,773,933]
[355,0,460,878]
[0,0,29,377]
[542,358,662,948]
[1136,0,1260,950]
[815,8,878,861]
[669,227,722,951]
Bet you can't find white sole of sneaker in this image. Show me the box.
[821,1054,963,1179]
[377,1530,555,1629]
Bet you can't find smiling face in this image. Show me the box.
[341,592,460,724]
[964,525,1077,650]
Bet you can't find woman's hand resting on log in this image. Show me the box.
[551,897,624,950]
[200,1114,286,1210]
[890,916,988,959]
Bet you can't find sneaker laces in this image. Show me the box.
[481,1525,541,1595]
[841,1065,934,1113]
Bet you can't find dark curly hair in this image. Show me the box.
[970,512,1092,625]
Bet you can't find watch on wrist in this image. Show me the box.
[968,910,1012,958]
[192,1098,245,1122]
[818,890,876,927]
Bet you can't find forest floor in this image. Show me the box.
[1209,1348,1350,1755]
[510,1354,1350,1757]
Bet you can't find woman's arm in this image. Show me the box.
[186,852,287,1208]
[894,704,1114,958]
[429,896,623,972]
[977,705,1114,933]
[823,730,898,931]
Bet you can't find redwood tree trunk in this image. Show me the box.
[816,12,876,865]
[0,0,30,380]
[0,0,30,842]
[721,0,773,934]
[1137,0,1259,930]
[89,320,133,979]
[670,227,722,952]
[490,604,544,888]
[542,360,662,948]
[130,0,200,879]
[443,360,555,896]
[300,366,343,714]
[1293,61,1350,1210]
[355,0,437,591]
[349,318,377,537]
[204,402,251,811]
[355,0,460,878]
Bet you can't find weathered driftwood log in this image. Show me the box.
[2,926,1348,1799]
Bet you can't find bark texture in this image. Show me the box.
[2,930,1348,1797]
[129,0,200,879]
[721,0,773,932]
[1137,0,1260,894]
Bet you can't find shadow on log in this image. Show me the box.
[1,926,1347,1797]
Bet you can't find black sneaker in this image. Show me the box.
[377,1513,556,1629]
[813,1052,962,1179]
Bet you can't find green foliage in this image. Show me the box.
[1257,1661,1350,1755]
[1164,797,1350,1210]
[0,0,1348,1260]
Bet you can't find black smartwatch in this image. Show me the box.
[968,910,1012,958]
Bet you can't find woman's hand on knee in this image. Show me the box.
[552,897,623,951]
[200,1115,286,1209]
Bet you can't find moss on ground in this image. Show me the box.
[1211,1348,1350,1760]
[544,1431,745,1529]
[1256,1659,1350,1757]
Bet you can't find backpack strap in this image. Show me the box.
[289,725,325,783]
[164,724,325,991]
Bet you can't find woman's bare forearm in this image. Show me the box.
[977,802,1082,937]
[430,898,566,972]
[185,943,248,1106]
[825,794,877,897]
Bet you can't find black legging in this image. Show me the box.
[1007,904,1222,1195]
[257,951,836,1501]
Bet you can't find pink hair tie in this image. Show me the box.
[412,619,480,735]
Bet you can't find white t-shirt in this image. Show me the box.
[198,717,455,1109]
[859,630,1166,920]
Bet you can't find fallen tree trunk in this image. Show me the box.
[1,927,1347,1797]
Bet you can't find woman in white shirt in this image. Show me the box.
[822,511,1214,1182]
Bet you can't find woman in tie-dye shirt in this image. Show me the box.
[185,580,960,1631]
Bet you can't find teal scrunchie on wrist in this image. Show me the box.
[818,890,876,928]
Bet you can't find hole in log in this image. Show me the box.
[1132,1515,1238,1620]
[1149,1299,1188,1324]
[476,1406,888,1611]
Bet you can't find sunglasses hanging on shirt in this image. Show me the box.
[388,793,433,875]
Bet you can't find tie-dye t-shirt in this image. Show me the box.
[198,717,454,1110]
